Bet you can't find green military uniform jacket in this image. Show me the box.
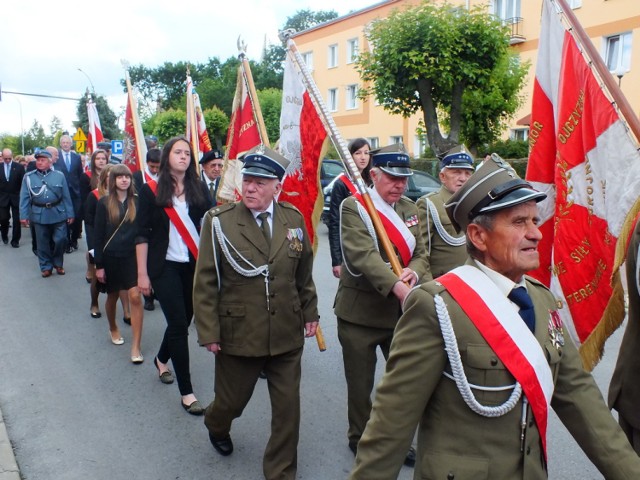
[193,200,319,357]
[350,261,640,480]
[334,195,430,329]
[416,187,468,278]
[609,217,640,430]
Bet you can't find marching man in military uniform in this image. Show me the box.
[334,143,429,466]
[416,145,474,278]
[193,145,319,480]
[349,156,640,479]
[19,150,74,277]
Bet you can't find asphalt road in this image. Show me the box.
[0,223,625,479]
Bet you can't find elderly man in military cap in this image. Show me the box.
[335,143,429,466]
[19,150,74,277]
[199,149,224,206]
[193,144,319,480]
[349,156,640,479]
[416,145,474,278]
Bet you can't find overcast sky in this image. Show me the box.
[0,0,376,142]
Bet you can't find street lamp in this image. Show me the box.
[77,68,95,94]
[615,65,626,87]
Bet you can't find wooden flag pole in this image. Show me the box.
[553,0,640,143]
[122,61,147,173]
[280,30,405,280]
[185,70,201,174]
[237,37,270,148]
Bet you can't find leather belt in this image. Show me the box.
[32,198,62,208]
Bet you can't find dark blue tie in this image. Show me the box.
[508,287,535,332]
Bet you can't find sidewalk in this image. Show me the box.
[0,408,19,480]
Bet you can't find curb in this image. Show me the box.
[0,408,20,480]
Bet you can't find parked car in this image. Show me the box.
[320,159,345,189]
[321,169,440,225]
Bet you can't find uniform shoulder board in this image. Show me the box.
[208,202,236,217]
[25,169,37,176]
[279,201,303,215]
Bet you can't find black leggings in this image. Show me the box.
[153,260,195,396]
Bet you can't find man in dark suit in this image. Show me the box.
[0,148,25,247]
[132,148,161,194]
[350,155,640,479]
[57,134,84,251]
[609,215,640,454]
[194,145,319,480]
[199,149,223,206]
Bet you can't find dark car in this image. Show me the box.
[321,169,440,225]
[320,159,345,189]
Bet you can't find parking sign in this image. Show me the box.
[112,140,124,155]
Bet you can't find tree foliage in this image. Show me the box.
[357,2,527,157]
[256,88,283,145]
[282,9,338,32]
[75,93,120,140]
[204,106,230,150]
[150,109,186,143]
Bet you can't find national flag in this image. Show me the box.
[123,71,148,174]
[527,0,640,369]
[86,99,104,153]
[279,52,329,246]
[186,75,212,158]
[218,65,262,202]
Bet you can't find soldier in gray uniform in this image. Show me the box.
[416,145,474,278]
[19,150,74,277]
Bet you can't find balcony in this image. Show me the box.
[505,17,526,45]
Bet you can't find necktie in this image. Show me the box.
[258,212,271,246]
[5,164,9,181]
[508,287,535,332]
[209,181,215,198]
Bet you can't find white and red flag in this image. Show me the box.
[218,65,262,202]
[86,99,104,154]
[279,52,329,246]
[123,69,147,174]
[186,75,212,159]
[527,0,640,369]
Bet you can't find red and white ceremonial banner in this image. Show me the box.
[186,75,212,158]
[123,73,147,174]
[527,0,640,369]
[279,53,329,246]
[218,65,261,202]
[86,100,104,153]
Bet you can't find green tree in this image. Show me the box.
[283,9,338,32]
[24,120,50,153]
[151,109,186,143]
[357,3,527,157]
[256,88,283,145]
[75,94,120,140]
[203,107,229,150]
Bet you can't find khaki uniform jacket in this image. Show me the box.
[609,218,640,428]
[350,261,640,480]
[416,187,468,278]
[193,201,319,357]
[334,195,430,329]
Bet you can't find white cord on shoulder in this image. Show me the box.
[426,198,466,247]
[435,294,522,417]
[340,200,386,278]
[25,174,47,197]
[212,217,269,279]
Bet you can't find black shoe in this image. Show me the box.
[404,446,416,467]
[11,241,19,248]
[65,246,74,254]
[209,433,233,456]
[258,370,267,379]
[71,240,78,250]
[144,299,155,311]
[1,235,7,245]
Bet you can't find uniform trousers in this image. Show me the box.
[619,416,640,455]
[338,318,393,446]
[152,260,195,396]
[34,221,67,271]
[205,347,303,480]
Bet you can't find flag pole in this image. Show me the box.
[553,0,640,143]
[280,30,405,280]
[186,68,201,174]
[122,61,147,173]
[237,37,270,147]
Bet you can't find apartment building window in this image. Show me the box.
[390,136,404,145]
[328,88,338,112]
[328,44,338,68]
[301,52,313,71]
[414,135,428,158]
[492,0,521,22]
[347,38,359,64]
[367,137,379,149]
[510,128,529,141]
[604,32,632,73]
[346,84,358,110]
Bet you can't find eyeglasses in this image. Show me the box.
[211,163,224,168]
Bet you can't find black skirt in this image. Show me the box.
[102,253,138,293]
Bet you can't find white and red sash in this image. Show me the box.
[438,265,554,457]
[347,176,415,267]
[147,180,200,259]
[143,169,154,184]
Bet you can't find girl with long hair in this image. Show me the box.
[136,136,211,414]
[94,164,144,363]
